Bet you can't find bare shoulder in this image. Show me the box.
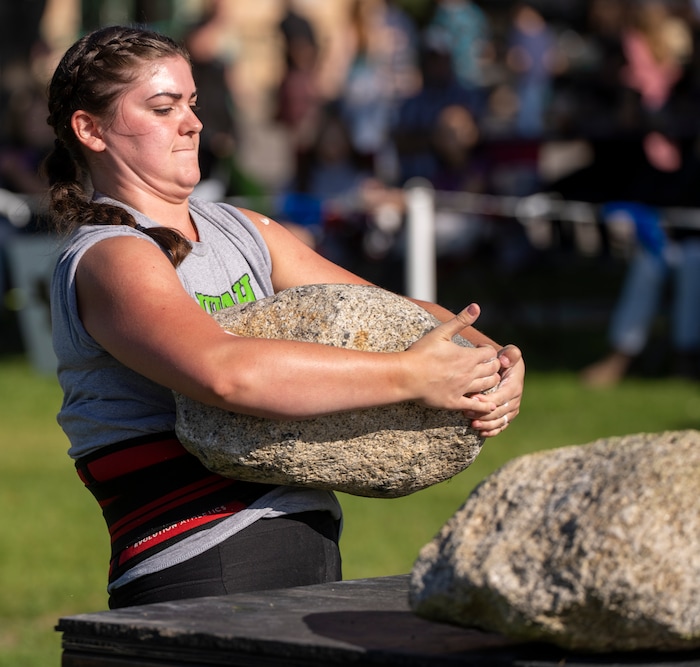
[74,233,224,373]
[237,207,371,290]
[77,234,178,293]
[237,207,286,237]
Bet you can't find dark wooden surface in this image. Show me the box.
[57,575,700,667]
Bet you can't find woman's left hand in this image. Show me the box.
[464,344,524,438]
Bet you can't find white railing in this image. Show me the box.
[401,184,700,301]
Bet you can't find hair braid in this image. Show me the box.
[44,26,193,267]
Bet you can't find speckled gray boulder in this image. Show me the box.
[409,430,700,652]
[174,284,484,498]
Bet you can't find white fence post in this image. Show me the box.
[404,178,437,303]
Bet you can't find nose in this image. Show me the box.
[184,107,203,135]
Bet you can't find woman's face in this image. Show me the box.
[94,55,203,202]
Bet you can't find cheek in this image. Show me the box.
[129,132,170,162]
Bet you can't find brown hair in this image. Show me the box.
[44,25,194,266]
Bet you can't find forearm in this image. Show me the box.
[164,314,503,421]
[202,337,411,419]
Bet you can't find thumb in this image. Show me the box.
[432,303,481,341]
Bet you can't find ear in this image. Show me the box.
[71,110,107,153]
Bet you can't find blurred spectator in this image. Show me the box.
[306,104,376,265]
[431,105,485,193]
[336,0,419,181]
[578,2,700,386]
[0,82,52,199]
[431,104,535,269]
[274,1,323,193]
[391,26,479,185]
[475,4,561,202]
[0,0,47,134]
[279,0,317,51]
[348,100,529,268]
[619,0,693,179]
[426,0,493,112]
[0,33,53,211]
[429,104,492,259]
[338,0,389,170]
[545,0,695,204]
[307,105,374,204]
[546,0,627,138]
[182,0,240,200]
[380,0,421,99]
[505,3,561,138]
[581,202,700,385]
[619,0,691,114]
[0,35,52,311]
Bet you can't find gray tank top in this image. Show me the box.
[51,196,275,459]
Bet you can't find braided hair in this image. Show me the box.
[45,25,194,266]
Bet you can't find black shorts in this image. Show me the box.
[108,510,342,609]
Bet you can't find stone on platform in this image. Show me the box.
[175,284,484,498]
[409,430,700,652]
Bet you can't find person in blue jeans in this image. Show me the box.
[581,202,700,386]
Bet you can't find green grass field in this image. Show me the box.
[1,347,698,666]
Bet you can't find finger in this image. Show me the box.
[497,344,523,369]
[471,415,510,438]
[432,303,482,341]
[478,425,508,438]
[459,394,497,415]
[466,370,502,395]
[487,364,524,398]
[472,395,515,420]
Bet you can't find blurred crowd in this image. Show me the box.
[3,0,700,381]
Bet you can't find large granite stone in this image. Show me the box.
[409,430,700,652]
[174,284,485,498]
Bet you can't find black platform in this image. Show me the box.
[57,575,700,666]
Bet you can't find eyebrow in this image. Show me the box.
[146,91,198,102]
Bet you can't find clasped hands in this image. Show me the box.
[408,303,524,438]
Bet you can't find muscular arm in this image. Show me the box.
[241,208,493,344]
[241,209,525,434]
[76,235,502,421]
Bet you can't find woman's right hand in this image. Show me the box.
[402,303,501,414]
